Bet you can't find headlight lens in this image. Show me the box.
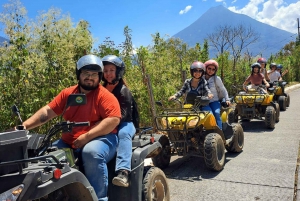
[0,184,24,201]
[187,118,199,127]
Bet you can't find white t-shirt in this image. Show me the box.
[267,70,281,82]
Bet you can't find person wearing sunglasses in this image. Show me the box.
[204,59,230,130]
[168,61,213,102]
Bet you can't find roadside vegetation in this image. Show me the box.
[1,0,299,132]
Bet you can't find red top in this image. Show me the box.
[245,73,265,85]
[48,85,121,146]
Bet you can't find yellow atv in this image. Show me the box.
[232,85,280,129]
[272,81,290,111]
[152,92,244,172]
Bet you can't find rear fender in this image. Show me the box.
[202,113,217,129]
[24,169,97,201]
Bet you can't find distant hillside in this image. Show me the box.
[172,5,296,58]
[0,36,8,46]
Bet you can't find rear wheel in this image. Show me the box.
[225,123,244,153]
[278,96,286,111]
[143,167,170,201]
[265,106,276,129]
[274,103,280,123]
[152,135,171,169]
[204,133,225,171]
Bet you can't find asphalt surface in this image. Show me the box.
[162,84,300,201]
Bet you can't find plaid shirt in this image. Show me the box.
[173,77,211,99]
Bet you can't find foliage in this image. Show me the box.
[0,0,92,131]
[0,0,299,131]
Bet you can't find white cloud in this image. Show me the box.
[228,0,300,34]
[179,5,192,15]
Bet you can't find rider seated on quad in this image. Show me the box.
[102,55,136,188]
[276,64,288,77]
[168,61,213,109]
[243,62,270,94]
[268,63,282,85]
[257,57,270,82]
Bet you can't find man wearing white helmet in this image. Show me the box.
[22,54,121,201]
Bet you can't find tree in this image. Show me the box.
[207,24,260,84]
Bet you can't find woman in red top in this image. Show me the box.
[243,62,270,93]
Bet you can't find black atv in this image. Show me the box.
[0,94,169,201]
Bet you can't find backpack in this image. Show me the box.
[132,98,140,128]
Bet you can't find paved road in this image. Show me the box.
[163,86,300,201]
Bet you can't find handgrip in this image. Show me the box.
[73,122,90,127]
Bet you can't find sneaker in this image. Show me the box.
[112,170,129,187]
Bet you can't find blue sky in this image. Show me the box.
[0,0,299,48]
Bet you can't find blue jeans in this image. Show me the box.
[52,133,118,201]
[202,101,222,129]
[115,122,136,172]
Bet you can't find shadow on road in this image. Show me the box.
[163,151,243,182]
[239,120,275,133]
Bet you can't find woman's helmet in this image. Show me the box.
[204,59,219,74]
[270,63,277,69]
[190,61,205,78]
[76,55,103,82]
[102,55,125,84]
[257,57,267,64]
[251,62,261,72]
[277,64,283,70]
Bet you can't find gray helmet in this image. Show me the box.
[102,55,125,84]
[251,62,261,73]
[270,62,277,69]
[190,61,205,78]
[76,55,103,81]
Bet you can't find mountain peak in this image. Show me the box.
[172,6,295,58]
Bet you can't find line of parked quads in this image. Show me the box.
[0,80,289,201]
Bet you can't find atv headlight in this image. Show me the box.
[187,118,199,127]
[0,184,24,201]
[255,95,264,102]
[235,96,243,103]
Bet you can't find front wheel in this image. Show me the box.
[286,94,290,107]
[143,167,170,201]
[204,133,225,171]
[274,103,280,123]
[278,96,286,111]
[265,106,276,129]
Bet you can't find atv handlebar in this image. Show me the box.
[67,121,90,127]
[35,121,90,156]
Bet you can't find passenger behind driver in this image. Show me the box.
[267,63,282,83]
[243,63,270,93]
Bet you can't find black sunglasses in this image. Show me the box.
[193,69,203,73]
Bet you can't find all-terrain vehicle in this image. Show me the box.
[152,92,244,172]
[231,85,280,129]
[272,80,290,111]
[0,94,169,201]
